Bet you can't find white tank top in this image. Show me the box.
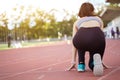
[76,16,102,29]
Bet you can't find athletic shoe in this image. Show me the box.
[77,63,85,72]
[93,54,103,76]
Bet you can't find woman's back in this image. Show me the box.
[76,16,103,29]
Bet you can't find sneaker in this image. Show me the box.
[93,54,103,76]
[77,63,85,72]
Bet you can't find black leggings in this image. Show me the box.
[73,27,106,70]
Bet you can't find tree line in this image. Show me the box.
[1,3,113,42]
[0,6,77,42]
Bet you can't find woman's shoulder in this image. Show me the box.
[87,16,102,19]
[85,16,103,22]
[77,16,101,20]
[94,16,102,20]
[74,19,81,24]
[75,18,84,23]
[74,18,82,26]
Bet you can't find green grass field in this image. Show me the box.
[0,44,11,50]
[0,40,63,50]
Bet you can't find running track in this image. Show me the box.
[0,39,120,80]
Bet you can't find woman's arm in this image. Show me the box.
[71,22,78,64]
[71,45,77,64]
[67,22,78,71]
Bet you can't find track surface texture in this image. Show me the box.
[0,39,120,80]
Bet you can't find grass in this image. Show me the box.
[0,44,11,50]
[0,37,72,50]
[0,40,62,50]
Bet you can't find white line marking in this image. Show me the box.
[38,74,45,80]
[0,59,70,79]
[48,67,52,71]
[0,57,26,67]
[38,70,65,73]
[98,67,120,80]
[0,70,65,76]
[0,55,57,67]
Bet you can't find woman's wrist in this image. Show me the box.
[71,61,76,65]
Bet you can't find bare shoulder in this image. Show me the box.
[95,16,102,21]
[74,18,83,24]
[74,19,80,25]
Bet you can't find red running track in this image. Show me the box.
[0,39,120,80]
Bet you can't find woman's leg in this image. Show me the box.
[89,48,105,71]
[88,34,106,71]
[77,49,86,71]
[88,51,94,70]
[78,49,85,64]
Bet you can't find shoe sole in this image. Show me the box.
[93,54,103,76]
[77,69,85,72]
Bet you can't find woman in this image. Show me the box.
[68,2,106,76]
[116,27,120,38]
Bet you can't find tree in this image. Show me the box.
[0,12,9,42]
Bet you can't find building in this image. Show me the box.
[101,0,120,38]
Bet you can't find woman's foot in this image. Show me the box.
[77,63,85,72]
[93,54,103,76]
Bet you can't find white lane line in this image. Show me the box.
[0,59,70,79]
[48,67,52,71]
[37,70,66,73]
[0,70,65,77]
[0,55,57,67]
[0,58,26,67]
[98,67,120,80]
[38,74,45,80]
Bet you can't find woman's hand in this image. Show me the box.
[66,62,76,71]
[103,63,108,69]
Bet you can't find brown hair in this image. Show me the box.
[78,2,95,18]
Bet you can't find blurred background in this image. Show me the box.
[0,0,120,49]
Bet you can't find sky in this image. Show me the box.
[0,0,106,29]
[0,0,106,13]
